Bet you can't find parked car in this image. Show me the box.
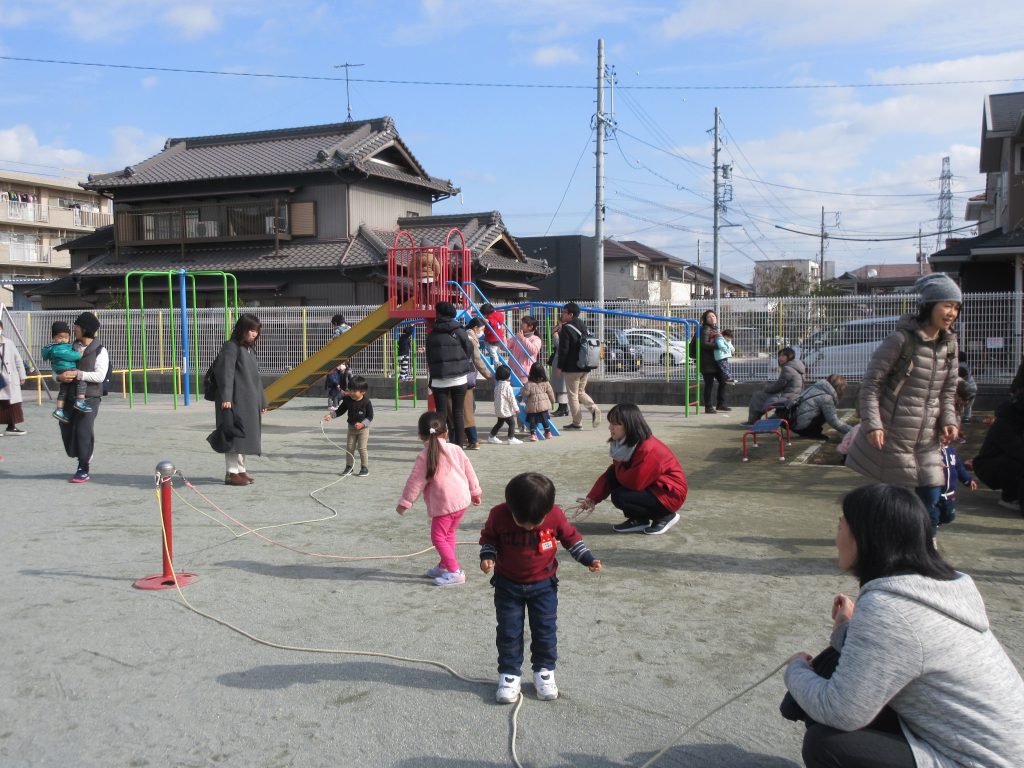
[623,328,688,366]
[602,329,643,372]
[797,315,900,378]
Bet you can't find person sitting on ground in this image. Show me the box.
[576,403,687,536]
[714,328,737,384]
[790,373,851,440]
[742,347,806,425]
[971,393,1024,516]
[783,483,1024,768]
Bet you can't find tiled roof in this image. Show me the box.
[931,227,1024,260]
[82,117,457,196]
[986,92,1024,134]
[54,225,114,252]
[841,263,931,280]
[70,240,348,277]
[603,239,679,263]
[339,212,552,278]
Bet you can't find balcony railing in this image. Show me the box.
[116,200,291,246]
[0,242,52,264]
[0,201,112,229]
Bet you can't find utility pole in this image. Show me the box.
[593,39,615,349]
[917,226,925,275]
[819,206,826,288]
[333,62,364,121]
[935,156,953,253]
[712,107,721,316]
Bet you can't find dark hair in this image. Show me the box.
[826,373,848,400]
[505,472,555,527]
[722,328,733,338]
[606,402,652,446]
[435,301,457,319]
[348,375,369,393]
[520,315,538,333]
[481,303,495,316]
[466,317,486,331]
[778,347,796,362]
[495,364,512,381]
[562,301,581,318]
[418,411,447,479]
[700,310,717,327]
[915,301,961,325]
[399,324,414,336]
[332,314,346,325]
[527,362,548,383]
[842,484,956,587]
[230,313,262,346]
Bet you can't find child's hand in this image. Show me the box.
[471,495,482,506]
[354,423,364,430]
[588,559,602,573]
[323,413,334,421]
[968,480,978,490]
[480,559,495,574]
[395,505,406,515]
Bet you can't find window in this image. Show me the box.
[1016,144,1024,175]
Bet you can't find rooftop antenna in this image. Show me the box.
[333,62,364,121]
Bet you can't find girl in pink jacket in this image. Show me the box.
[396,411,482,586]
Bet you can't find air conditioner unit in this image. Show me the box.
[195,221,220,237]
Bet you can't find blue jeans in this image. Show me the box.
[492,574,558,676]
[915,486,942,533]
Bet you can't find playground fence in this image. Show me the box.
[5,292,1020,388]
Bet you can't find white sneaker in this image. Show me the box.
[496,674,521,704]
[533,669,558,700]
[434,569,466,586]
[424,565,445,578]
[507,437,523,445]
[487,435,503,444]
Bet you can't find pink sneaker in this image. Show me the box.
[530,434,539,442]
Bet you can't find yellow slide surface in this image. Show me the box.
[264,302,405,411]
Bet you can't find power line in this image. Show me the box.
[545,128,595,235]
[774,221,975,242]
[3,55,1020,91]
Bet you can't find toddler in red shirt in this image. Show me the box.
[479,472,601,704]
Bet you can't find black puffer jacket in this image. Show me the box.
[974,398,1024,475]
[426,317,474,382]
[556,316,588,373]
[699,324,720,374]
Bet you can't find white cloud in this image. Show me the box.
[106,126,166,170]
[531,46,580,67]
[0,124,94,178]
[141,76,159,88]
[161,5,221,40]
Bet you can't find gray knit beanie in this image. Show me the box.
[914,273,962,305]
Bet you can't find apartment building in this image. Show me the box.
[0,171,112,308]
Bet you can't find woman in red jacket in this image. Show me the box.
[577,403,688,535]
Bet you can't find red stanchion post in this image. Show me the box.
[134,460,197,590]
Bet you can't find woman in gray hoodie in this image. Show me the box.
[784,484,1024,768]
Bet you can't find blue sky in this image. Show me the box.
[2,0,1022,282]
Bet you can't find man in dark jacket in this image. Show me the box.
[426,302,474,446]
[973,396,1024,516]
[554,302,601,431]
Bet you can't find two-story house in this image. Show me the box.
[931,91,1024,292]
[753,258,835,296]
[0,171,112,309]
[517,235,749,302]
[39,118,550,309]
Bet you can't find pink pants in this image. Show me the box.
[430,508,467,573]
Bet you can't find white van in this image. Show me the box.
[798,316,901,379]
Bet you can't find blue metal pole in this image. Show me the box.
[179,269,191,405]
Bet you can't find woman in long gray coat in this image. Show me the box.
[845,274,961,531]
[214,314,267,486]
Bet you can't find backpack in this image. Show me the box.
[203,362,218,402]
[886,328,957,397]
[564,323,600,370]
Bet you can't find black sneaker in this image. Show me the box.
[644,513,680,535]
[716,405,732,411]
[5,426,27,436]
[613,518,650,533]
[357,467,370,477]
[562,424,583,431]
[341,465,353,476]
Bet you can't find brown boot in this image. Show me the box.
[224,473,249,486]
[239,472,255,484]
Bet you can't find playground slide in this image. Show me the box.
[263,301,404,411]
